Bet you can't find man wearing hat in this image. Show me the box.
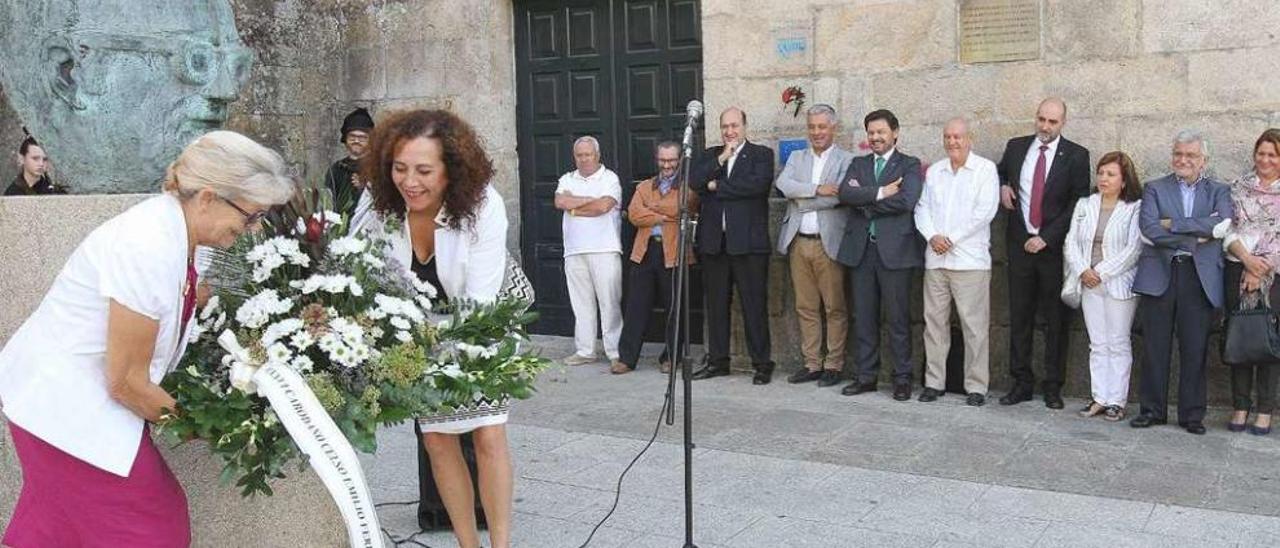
[326,107,374,216]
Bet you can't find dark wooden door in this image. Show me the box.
[515,0,704,340]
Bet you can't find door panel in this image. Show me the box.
[516,0,704,342]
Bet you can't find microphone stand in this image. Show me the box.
[666,115,699,548]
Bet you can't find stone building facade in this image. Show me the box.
[5,0,1280,397]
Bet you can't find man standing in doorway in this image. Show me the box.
[556,136,624,368]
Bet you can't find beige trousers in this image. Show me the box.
[922,268,991,394]
[788,237,847,371]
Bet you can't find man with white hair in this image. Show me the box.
[1130,130,1233,435]
[555,136,624,367]
[914,118,1000,406]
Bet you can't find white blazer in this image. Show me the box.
[353,185,508,303]
[1063,195,1143,300]
[0,194,195,476]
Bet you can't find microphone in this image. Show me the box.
[681,100,703,152]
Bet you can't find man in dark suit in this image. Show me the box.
[1130,130,1232,435]
[689,107,777,384]
[836,109,925,401]
[996,98,1091,409]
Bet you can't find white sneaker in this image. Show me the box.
[562,353,597,366]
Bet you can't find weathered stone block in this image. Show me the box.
[1043,0,1141,61]
[814,1,956,74]
[344,46,388,101]
[1188,48,1280,113]
[1141,1,1280,53]
[872,66,1003,126]
[1116,112,1272,184]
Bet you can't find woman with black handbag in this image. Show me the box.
[1222,128,1280,436]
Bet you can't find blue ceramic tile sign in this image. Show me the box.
[779,138,808,164]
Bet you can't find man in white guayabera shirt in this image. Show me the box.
[914,117,1000,407]
[555,136,624,366]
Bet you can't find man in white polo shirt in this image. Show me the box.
[914,117,1000,406]
[555,136,624,366]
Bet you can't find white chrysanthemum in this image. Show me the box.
[235,290,294,329]
[456,342,497,360]
[291,354,314,373]
[328,236,368,257]
[440,363,465,379]
[360,253,385,269]
[261,318,305,347]
[290,330,315,351]
[394,330,412,343]
[389,316,411,331]
[266,343,293,367]
[412,277,438,299]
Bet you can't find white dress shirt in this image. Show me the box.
[799,146,831,234]
[1017,136,1060,235]
[0,194,195,476]
[915,153,1001,270]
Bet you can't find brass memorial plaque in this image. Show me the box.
[959,0,1041,64]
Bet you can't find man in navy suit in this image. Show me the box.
[1130,130,1233,435]
[836,109,925,401]
[995,98,1091,409]
[689,107,777,385]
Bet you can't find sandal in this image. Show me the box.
[1103,405,1125,422]
[1078,401,1105,418]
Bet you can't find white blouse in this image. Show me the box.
[0,194,195,476]
[353,185,509,303]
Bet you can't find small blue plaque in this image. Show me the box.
[778,138,808,165]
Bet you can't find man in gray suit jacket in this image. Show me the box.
[776,104,853,387]
[836,109,926,401]
[1131,130,1233,435]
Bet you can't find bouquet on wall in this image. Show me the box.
[157,186,551,496]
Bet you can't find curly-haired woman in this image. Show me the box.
[353,109,512,548]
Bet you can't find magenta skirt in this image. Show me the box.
[4,422,190,547]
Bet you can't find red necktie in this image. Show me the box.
[1029,145,1048,229]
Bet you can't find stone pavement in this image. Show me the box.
[368,335,1280,547]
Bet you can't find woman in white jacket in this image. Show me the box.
[1063,151,1144,421]
[353,109,512,548]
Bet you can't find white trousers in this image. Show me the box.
[1080,285,1138,406]
[565,252,623,359]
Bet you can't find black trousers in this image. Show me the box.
[618,240,673,368]
[1007,245,1070,392]
[702,252,771,366]
[850,242,915,385]
[1224,262,1280,414]
[1139,258,1214,423]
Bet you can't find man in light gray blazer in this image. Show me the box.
[776,104,854,387]
[1131,130,1233,435]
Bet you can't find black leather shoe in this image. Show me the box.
[966,393,986,407]
[1130,414,1167,428]
[691,363,730,380]
[787,369,822,384]
[841,382,877,396]
[817,370,842,387]
[893,383,912,401]
[1044,392,1064,410]
[918,387,942,402]
[999,386,1034,406]
[1182,421,1206,435]
[752,363,775,385]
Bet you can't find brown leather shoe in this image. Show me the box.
[610,360,633,375]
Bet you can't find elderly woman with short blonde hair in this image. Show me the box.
[0,130,295,546]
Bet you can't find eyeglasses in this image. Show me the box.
[220,196,269,227]
[346,134,370,143]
